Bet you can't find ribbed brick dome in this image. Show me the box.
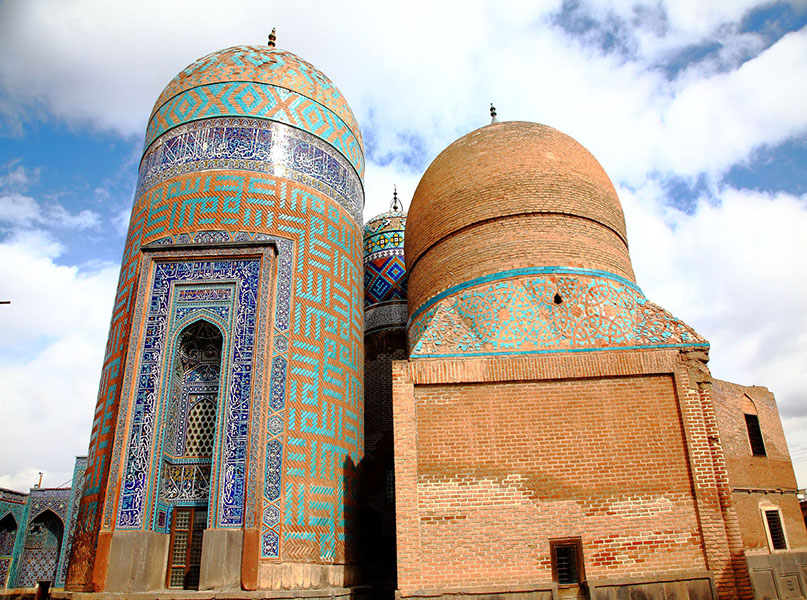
[405,121,635,314]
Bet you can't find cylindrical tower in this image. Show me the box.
[361,191,407,596]
[67,42,365,592]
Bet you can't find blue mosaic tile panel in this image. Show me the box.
[410,268,708,357]
[137,119,363,224]
[145,83,364,178]
[55,456,87,587]
[116,259,262,529]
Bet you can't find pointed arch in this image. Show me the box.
[157,317,225,590]
[0,512,19,586]
[15,508,64,587]
[28,509,64,531]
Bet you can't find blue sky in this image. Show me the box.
[0,0,806,489]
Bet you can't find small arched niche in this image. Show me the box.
[17,509,63,587]
[0,513,19,587]
[159,319,223,590]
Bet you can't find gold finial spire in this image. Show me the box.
[391,185,403,212]
[268,28,277,48]
[490,103,498,124]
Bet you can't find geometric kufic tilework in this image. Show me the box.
[409,267,709,357]
[363,210,407,309]
[144,83,364,181]
[138,119,363,224]
[70,41,365,582]
[94,166,364,561]
[150,47,362,164]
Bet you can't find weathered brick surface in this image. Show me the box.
[406,213,635,316]
[405,121,635,314]
[393,350,752,599]
[711,380,807,552]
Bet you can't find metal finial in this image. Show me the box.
[490,103,498,124]
[268,28,277,48]
[391,185,403,212]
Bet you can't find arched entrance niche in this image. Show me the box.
[0,513,18,587]
[17,510,63,588]
[158,319,224,590]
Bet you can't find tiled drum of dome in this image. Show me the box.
[67,46,365,588]
[364,212,407,308]
[409,267,708,357]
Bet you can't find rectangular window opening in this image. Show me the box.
[745,414,766,456]
[550,538,584,585]
[385,463,395,508]
[765,510,787,550]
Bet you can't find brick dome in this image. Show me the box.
[143,45,364,177]
[405,121,635,314]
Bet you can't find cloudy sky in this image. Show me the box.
[0,0,805,491]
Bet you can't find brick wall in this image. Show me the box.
[393,350,751,599]
[711,379,807,552]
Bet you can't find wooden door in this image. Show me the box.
[166,508,205,589]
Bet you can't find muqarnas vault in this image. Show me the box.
[53,39,807,600]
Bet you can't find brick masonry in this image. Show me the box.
[711,379,807,553]
[405,122,634,315]
[392,349,753,600]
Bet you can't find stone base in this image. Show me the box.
[104,529,169,592]
[0,589,37,600]
[199,529,243,590]
[746,551,807,600]
[258,563,360,590]
[395,573,716,600]
[395,585,557,600]
[588,575,715,600]
[50,585,371,600]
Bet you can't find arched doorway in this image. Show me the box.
[160,320,223,590]
[16,510,63,588]
[0,513,18,588]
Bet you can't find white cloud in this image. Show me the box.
[622,183,807,484]
[0,163,39,188]
[0,193,101,230]
[657,28,807,178]
[0,232,118,486]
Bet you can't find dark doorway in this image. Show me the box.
[166,507,206,589]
